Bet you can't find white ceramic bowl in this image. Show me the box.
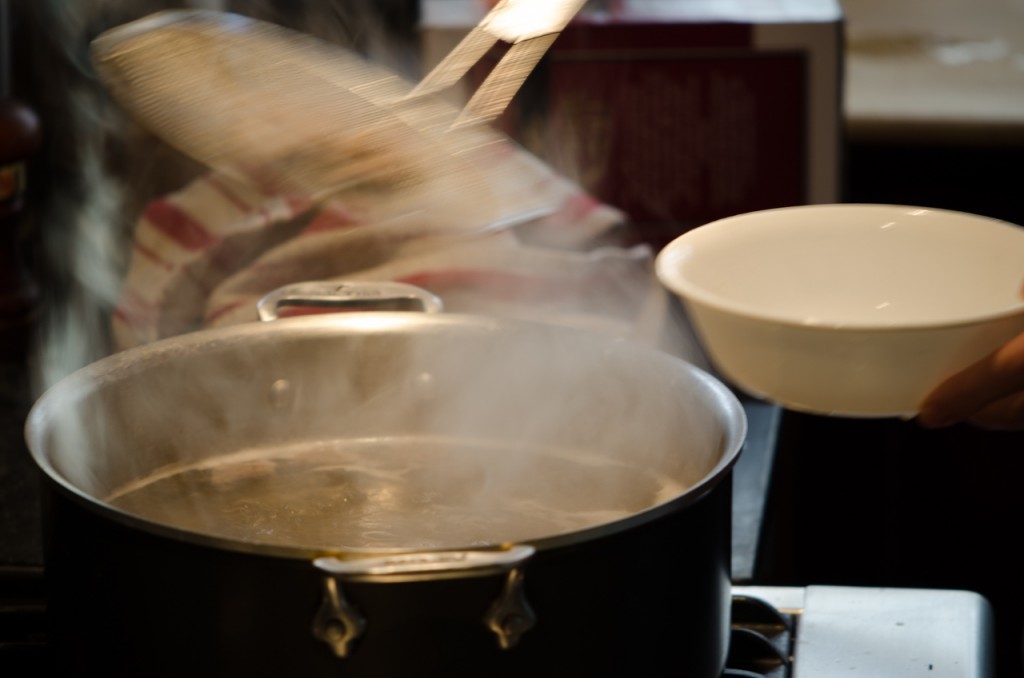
[655,204,1024,417]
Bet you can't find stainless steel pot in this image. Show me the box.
[26,282,746,678]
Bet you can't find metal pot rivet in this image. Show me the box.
[500,614,529,635]
[312,577,366,659]
[413,372,436,400]
[268,379,293,408]
[323,620,350,645]
[485,568,536,650]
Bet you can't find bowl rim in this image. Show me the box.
[655,203,1024,331]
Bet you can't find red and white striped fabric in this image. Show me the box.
[112,148,675,353]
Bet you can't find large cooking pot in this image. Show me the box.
[26,282,746,678]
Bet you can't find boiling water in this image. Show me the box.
[106,436,689,550]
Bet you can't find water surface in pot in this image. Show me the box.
[105,434,689,550]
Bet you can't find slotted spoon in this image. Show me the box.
[91,5,582,234]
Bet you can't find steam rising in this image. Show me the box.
[24,1,727,554]
[27,0,423,390]
[30,316,740,553]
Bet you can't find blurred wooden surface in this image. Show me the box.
[843,0,1024,145]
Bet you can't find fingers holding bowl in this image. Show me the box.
[918,330,1024,430]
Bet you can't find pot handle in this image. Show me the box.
[313,545,535,580]
[311,546,536,657]
[257,280,443,321]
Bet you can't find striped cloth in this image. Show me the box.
[112,148,680,355]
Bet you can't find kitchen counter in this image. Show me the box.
[843,0,1024,145]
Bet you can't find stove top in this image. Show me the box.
[735,585,994,678]
[0,561,993,678]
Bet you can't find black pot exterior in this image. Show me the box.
[43,474,732,678]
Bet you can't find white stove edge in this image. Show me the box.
[733,585,996,678]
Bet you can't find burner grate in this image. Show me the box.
[725,594,793,678]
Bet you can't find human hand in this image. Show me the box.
[917,330,1024,430]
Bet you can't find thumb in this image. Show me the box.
[964,391,1024,431]
[918,330,1024,428]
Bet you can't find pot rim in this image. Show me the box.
[26,312,747,562]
